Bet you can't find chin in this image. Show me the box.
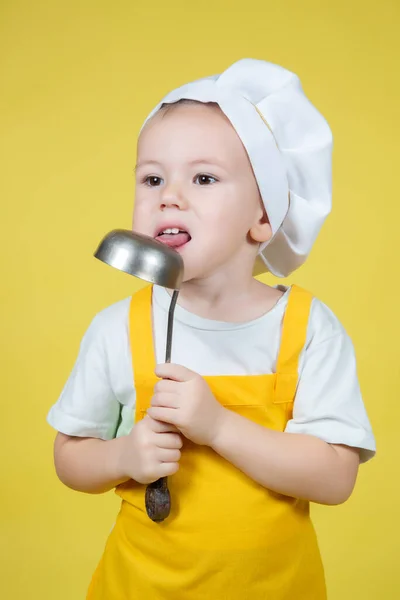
[179,261,202,283]
[180,261,219,283]
[177,242,230,282]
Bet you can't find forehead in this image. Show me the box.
[137,104,248,165]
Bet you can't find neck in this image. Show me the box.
[180,275,254,317]
[166,254,281,322]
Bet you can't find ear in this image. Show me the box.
[249,211,272,244]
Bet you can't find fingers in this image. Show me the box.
[156,447,181,463]
[147,407,178,425]
[144,415,179,433]
[155,432,183,450]
[155,363,194,382]
[157,462,180,478]
[151,392,179,408]
[128,415,183,485]
[154,378,177,393]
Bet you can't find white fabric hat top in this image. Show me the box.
[141,58,333,277]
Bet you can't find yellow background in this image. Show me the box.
[1,0,399,598]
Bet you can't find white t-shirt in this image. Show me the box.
[47,285,376,462]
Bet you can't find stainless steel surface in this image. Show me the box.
[94,228,185,523]
[94,229,184,290]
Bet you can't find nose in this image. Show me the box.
[159,182,187,210]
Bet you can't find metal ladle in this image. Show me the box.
[94,229,184,522]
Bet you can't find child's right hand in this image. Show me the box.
[117,414,183,485]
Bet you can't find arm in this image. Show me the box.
[53,416,182,494]
[150,369,359,505]
[48,309,132,494]
[208,311,372,504]
[150,335,374,506]
[54,432,130,494]
[210,410,360,505]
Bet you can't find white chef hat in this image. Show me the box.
[141,58,333,277]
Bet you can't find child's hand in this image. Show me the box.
[118,414,182,485]
[147,364,226,446]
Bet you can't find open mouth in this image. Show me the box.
[155,227,192,249]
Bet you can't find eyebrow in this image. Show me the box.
[134,158,227,171]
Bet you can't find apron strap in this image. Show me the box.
[129,284,155,387]
[273,285,313,404]
[129,283,313,407]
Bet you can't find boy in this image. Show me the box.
[48,59,375,599]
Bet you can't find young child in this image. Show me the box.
[47,58,376,599]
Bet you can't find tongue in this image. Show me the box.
[157,233,191,248]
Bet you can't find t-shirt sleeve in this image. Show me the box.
[47,313,121,440]
[284,302,376,463]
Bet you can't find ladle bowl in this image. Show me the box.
[94,229,183,289]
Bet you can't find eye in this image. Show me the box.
[194,174,218,185]
[143,176,163,187]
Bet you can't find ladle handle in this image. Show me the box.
[145,290,179,522]
[145,477,171,522]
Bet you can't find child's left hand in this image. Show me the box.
[147,364,226,446]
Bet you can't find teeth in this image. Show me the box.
[162,228,181,234]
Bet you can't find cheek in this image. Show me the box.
[132,200,151,231]
[208,198,252,238]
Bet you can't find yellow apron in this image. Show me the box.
[87,285,326,599]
